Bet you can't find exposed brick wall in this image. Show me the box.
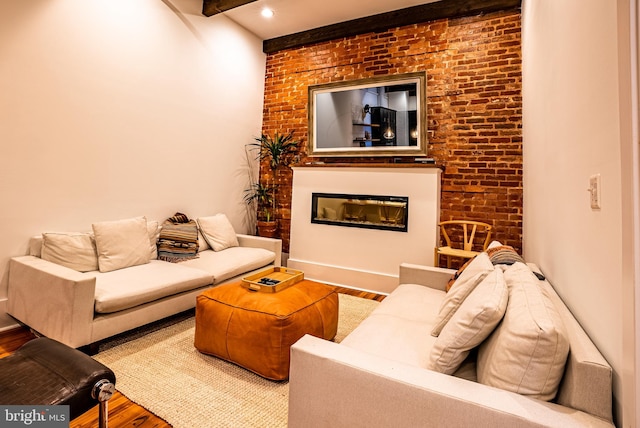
[260,10,522,263]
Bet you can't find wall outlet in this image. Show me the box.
[589,174,601,210]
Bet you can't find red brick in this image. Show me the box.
[262,10,522,256]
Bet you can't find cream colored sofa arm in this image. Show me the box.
[288,335,614,428]
[7,256,96,348]
[236,234,282,267]
[398,262,455,291]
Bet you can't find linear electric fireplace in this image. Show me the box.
[311,192,408,232]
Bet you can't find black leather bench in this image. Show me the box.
[0,337,115,427]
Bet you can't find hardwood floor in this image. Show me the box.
[0,327,35,358]
[334,285,387,302]
[0,286,384,427]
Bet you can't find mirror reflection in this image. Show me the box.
[308,72,427,157]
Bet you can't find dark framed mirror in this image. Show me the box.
[308,72,427,157]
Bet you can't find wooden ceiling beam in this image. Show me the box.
[202,0,257,17]
[263,0,521,53]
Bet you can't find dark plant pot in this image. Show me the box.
[257,220,278,238]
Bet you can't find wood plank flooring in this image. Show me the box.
[0,286,385,427]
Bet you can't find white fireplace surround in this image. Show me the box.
[288,165,441,294]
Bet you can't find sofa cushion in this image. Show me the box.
[477,262,570,401]
[94,260,213,313]
[147,220,160,260]
[341,284,445,368]
[198,230,211,252]
[92,216,151,273]
[431,252,494,336]
[197,214,239,252]
[40,232,99,272]
[486,245,525,266]
[428,267,508,375]
[157,218,199,262]
[180,247,275,284]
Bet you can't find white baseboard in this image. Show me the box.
[287,259,397,294]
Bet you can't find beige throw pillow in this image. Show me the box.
[147,220,160,260]
[431,252,494,336]
[197,214,239,252]
[197,229,210,252]
[92,216,151,273]
[428,267,508,375]
[486,244,525,266]
[477,262,570,401]
[41,232,98,272]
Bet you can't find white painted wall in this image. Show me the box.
[0,0,266,328]
[288,166,440,294]
[522,0,636,425]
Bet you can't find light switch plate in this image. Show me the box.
[589,174,601,209]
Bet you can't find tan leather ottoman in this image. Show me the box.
[194,279,338,380]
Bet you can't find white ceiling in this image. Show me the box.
[221,0,441,40]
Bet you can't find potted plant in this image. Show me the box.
[243,182,277,237]
[247,131,300,237]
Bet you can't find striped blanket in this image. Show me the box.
[157,212,199,262]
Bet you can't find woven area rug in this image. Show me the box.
[94,293,379,428]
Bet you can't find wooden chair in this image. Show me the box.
[434,220,493,268]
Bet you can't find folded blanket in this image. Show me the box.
[157,212,199,262]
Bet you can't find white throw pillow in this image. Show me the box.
[147,220,160,260]
[197,229,211,252]
[428,267,508,375]
[431,252,494,336]
[92,216,151,273]
[487,240,503,249]
[197,214,239,252]
[477,262,570,401]
[41,232,98,272]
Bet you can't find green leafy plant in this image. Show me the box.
[247,131,300,228]
[243,182,274,222]
[251,131,300,173]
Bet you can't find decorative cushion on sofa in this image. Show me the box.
[476,262,570,401]
[197,214,239,252]
[157,214,199,262]
[486,245,525,266]
[198,230,211,252]
[147,220,160,260]
[428,267,508,375]
[41,232,98,272]
[487,240,503,249]
[446,257,475,292]
[92,216,151,273]
[431,252,494,336]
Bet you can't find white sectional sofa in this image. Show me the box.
[7,215,281,350]
[289,254,614,427]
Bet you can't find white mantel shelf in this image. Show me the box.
[288,165,441,294]
[296,162,442,169]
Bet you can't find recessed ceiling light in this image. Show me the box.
[261,7,274,18]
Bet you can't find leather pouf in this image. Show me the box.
[194,279,338,380]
